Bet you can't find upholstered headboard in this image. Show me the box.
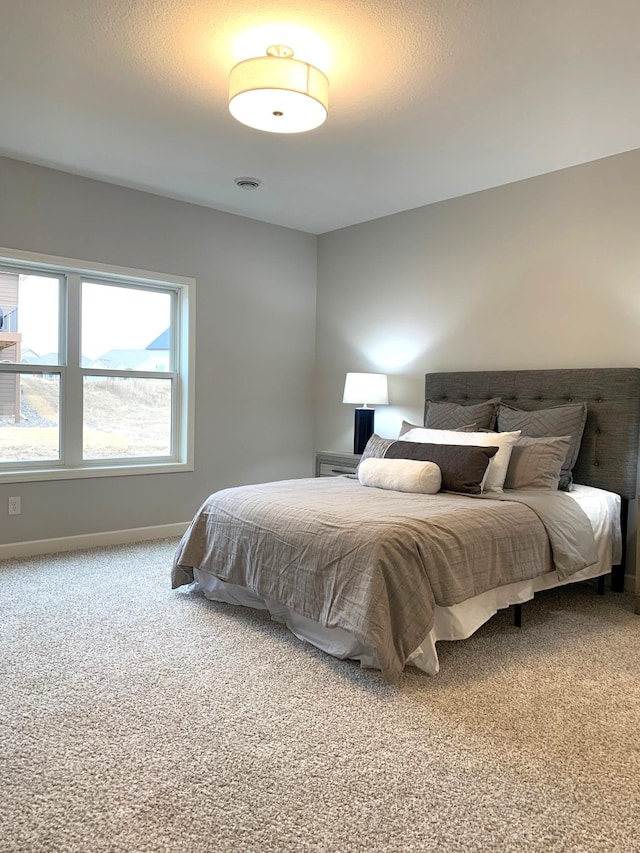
[424,368,640,500]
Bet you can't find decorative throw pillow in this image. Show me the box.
[503,435,572,491]
[402,427,521,493]
[496,402,587,490]
[359,434,498,495]
[424,397,500,431]
[360,434,398,463]
[399,419,477,436]
[358,457,442,494]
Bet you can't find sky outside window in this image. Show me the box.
[18,276,171,362]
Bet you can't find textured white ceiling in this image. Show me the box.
[1,0,639,234]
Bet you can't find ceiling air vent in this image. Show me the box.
[234,177,262,190]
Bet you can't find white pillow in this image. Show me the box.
[358,457,442,494]
[401,427,521,493]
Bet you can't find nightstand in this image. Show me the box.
[315,451,361,477]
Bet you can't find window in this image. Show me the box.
[0,248,194,483]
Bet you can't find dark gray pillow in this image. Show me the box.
[504,435,572,491]
[360,434,498,495]
[424,398,500,431]
[497,402,587,490]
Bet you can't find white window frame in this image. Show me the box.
[0,247,195,484]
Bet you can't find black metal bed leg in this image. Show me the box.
[597,575,606,596]
[611,498,628,593]
[610,564,625,593]
[513,603,522,628]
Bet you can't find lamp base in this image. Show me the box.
[353,408,375,455]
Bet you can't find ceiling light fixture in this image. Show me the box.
[228,44,329,134]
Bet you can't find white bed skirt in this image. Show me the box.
[191,485,621,677]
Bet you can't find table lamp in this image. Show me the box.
[342,372,389,454]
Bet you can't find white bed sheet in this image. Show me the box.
[191,484,621,677]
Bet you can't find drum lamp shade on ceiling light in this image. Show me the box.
[228,45,329,134]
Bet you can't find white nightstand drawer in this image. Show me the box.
[315,452,361,477]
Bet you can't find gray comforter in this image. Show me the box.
[172,477,599,682]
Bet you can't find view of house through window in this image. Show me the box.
[0,254,193,478]
[0,272,61,462]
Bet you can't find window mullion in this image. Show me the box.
[62,273,83,465]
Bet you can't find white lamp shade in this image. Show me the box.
[342,372,389,406]
[229,54,329,134]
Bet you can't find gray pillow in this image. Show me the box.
[399,419,478,435]
[424,398,500,431]
[360,434,498,495]
[497,402,587,490]
[504,435,572,491]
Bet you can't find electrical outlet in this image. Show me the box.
[8,496,21,515]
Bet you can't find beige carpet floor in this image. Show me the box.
[1,538,639,853]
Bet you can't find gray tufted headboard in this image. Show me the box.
[424,368,640,500]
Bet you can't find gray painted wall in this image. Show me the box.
[316,147,640,452]
[0,157,317,545]
[4,145,640,564]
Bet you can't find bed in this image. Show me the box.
[172,368,640,681]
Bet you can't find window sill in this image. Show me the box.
[0,460,194,484]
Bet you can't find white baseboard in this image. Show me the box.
[0,522,190,561]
